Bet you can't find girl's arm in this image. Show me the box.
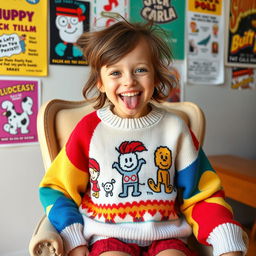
[39,146,89,253]
[175,124,246,256]
[39,111,100,254]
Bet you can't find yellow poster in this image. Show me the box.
[0,0,48,76]
[188,0,222,15]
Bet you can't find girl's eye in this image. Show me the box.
[135,68,147,73]
[110,71,120,76]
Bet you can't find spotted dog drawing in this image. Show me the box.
[1,97,33,135]
[112,141,147,198]
[148,146,173,193]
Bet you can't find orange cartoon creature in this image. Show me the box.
[148,146,173,193]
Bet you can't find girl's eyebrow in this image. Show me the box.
[106,63,150,69]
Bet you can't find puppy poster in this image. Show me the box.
[0,0,48,76]
[0,79,40,146]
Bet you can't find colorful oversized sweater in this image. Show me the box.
[39,104,246,255]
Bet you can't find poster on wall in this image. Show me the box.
[129,0,186,60]
[49,0,90,66]
[186,0,225,85]
[225,0,256,67]
[231,67,256,89]
[0,79,40,147]
[167,61,185,102]
[0,0,48,76]
[92,0,129,29]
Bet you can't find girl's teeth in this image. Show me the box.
[121,92,139,97]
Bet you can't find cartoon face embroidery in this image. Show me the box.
[119,152,139,171]
[89,158,100,198]
[112,141,147,198]
[148,146,173,194]
[155,147,172,170]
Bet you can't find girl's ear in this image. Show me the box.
[97,80,105,93]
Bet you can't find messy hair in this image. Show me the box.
[77,19,176,109]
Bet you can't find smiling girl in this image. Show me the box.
[39,20,246,256]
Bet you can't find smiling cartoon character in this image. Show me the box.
[148,146,173,193]
[89,158,101,198]
[55,4,86,57]
[112,141,147,198]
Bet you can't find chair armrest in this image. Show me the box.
[29,215,64,256]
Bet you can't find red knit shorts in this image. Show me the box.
[89,238,196,256]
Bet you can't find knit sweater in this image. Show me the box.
[39,104,246,255]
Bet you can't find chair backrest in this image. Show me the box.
[37,100,205,170]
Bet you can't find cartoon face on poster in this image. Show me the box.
[0,80,40,146]
[50,0,90,65]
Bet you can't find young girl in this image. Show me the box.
[39,21,246,256]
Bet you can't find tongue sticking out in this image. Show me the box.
[122,95,140,109]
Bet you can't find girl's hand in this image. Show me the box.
[221,252,243,256]
[68,245,89,256]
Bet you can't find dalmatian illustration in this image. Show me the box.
[112,141,147,198]
[148,146,173,193]
[102,179,115,197]
[1,97,33,135]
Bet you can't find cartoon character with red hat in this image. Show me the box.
[89,158,101,198]
[55,4,86,57]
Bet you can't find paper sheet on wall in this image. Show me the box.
[225,0,256,67]
[231,68,256,89]
[92,0,129,29]
[0,79,40,147]
[0,0,48,76]
[49,0,90,66]
[129,0,186,60]
[186,0,225,85]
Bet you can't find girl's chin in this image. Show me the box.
[113,105,151,118]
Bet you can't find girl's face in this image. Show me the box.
[98,39,157,118]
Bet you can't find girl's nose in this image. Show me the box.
[123,73,136,86]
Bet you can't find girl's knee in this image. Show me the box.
[156,249,187,256]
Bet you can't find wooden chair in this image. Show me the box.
[29,99,213,256]
[208,155,256,256]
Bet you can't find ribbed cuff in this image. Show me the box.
[60,223,87,254]
[207,223,247,256]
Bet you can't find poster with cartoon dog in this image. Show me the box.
[0,79,40,146]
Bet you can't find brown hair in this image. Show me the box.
[77,20,176,109]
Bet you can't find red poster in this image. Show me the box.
[225,0,256,67]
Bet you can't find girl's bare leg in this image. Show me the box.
[156,249,186,256]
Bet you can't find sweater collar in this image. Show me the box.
[97,104,164,130]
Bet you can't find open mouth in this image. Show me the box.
[119,91,142,109]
